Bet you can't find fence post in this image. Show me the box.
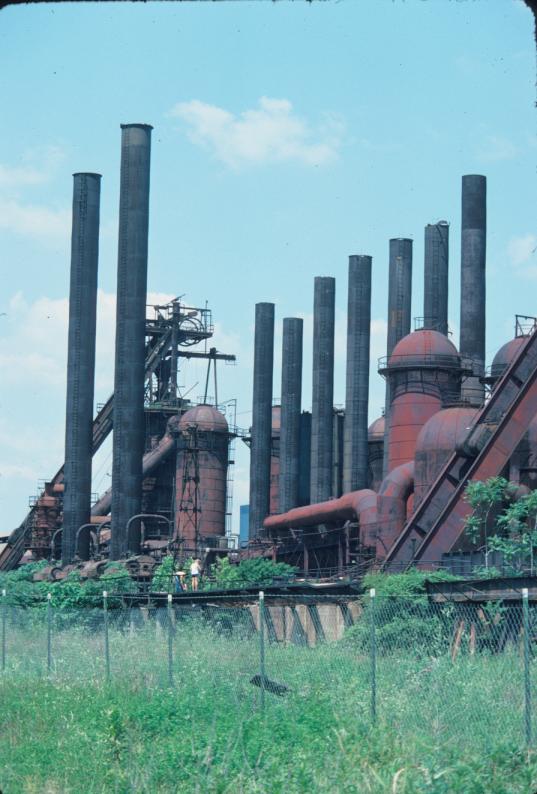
[1,588,6,673]
[46,592,52,673]
[103,591,110,682]
[167,593,174,688]
[259,590,266,711]
[370,588,377,724]
[523,587,532,747]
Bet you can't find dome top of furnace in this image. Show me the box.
[368,416,385,440]
[179,404,228,433]
[491,337,527,381]
[415,406,477,454]
[389,330,459,368]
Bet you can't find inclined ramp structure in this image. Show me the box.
[383,323,537,570]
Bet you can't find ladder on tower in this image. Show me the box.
[383,325,537,571]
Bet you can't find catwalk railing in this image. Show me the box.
[1,589,536,752]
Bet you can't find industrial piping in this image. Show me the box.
[62,173,102,564]
[279,318,303,513]
[310,276,336,503]
[91,416,179,518]
[343,255,372,493]
[249,302,275,538]
[423,221,449,336]
[460,175,486,406]
[383,238,413,476]
[264,488,378,545]
[110,123,153,559]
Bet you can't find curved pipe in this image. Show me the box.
[75,523,95,562]
[50,528,63,561]
[91,431,175,517]
[263,488,378,545]
[376,461,414,559]
[126,513,172,556]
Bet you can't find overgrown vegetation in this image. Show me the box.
[1,607,536,793]
[463,476,537,574]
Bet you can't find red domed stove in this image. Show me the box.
[379,330,467,474]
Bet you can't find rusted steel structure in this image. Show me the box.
[384,325,537,569]
[249,302,275,539]
[1,124,238,573]
[423,221,449,335]
[62,173,101,564]
[310,277,336,503]
[379,330,464,473]
[460,175,486,407]
[174,405,230,553]
[383,238,413,476]
[279,318,303,513]
[111,123,153,560]
[269,406,281,515]
[343,255,372,494]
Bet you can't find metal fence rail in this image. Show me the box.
[1,588,535,751]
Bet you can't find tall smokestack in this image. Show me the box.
[62,173,101,563]
[110,123,153,559]
[383,238,412,476]
[310,276,335,503]
[343,255,372,493]
[279,317,303,513]
[249,302,275,537]
[460,175,486,406]
[424,221,449,335]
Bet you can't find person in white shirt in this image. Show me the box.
[190,558,202,590]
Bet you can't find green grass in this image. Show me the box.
[1,609,537,793]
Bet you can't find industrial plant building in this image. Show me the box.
[2,125,537,584]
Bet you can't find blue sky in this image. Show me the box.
[0,0,535,533]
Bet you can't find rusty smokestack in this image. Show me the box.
[279,317,303,513]
[310,276,335,503]
[460,175,486,406]
[343,255,372,493]
[110,123,153,559]
[382,238,413,476]
[62,173,101,564]
[249,302,275,537]
[424,221,449,335]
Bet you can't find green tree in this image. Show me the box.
[463,477,516,571]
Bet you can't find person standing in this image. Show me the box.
[190,558,202,591]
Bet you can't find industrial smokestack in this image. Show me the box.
[343,255,372,493]
[424,222,449,335]
[110,124,153,559]
[460,175,486,406]
[249,302,275,538]
[383,238,413,476]
[310,276,335,503]
[279,318,303,513]
[62,173,101,564]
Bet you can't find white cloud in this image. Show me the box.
[169,97,343,168]
[0,145,69,244]
[507,233,537,280]
[476,134,518,163]
[0,197,71,243]
[0,145,64,189]
[508,233,537,267]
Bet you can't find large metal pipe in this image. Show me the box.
[460,175,486,406]
[343,255,372,493]
[264,488,378,547]
[310,276,335,503]
[62,173,101,563]
[383,239,413,475]
[423,221,449,335]
[279,317,303,513]
[110,123,153,559]
[249,302,275,537]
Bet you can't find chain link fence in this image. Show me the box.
[1,587,535,752]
